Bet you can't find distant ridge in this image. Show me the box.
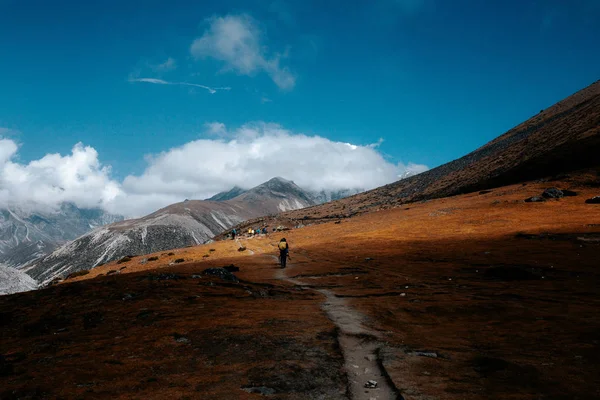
[28,178,318,285]
[207,186,247,201]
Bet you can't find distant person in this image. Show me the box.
[248,228,253,236]
[262,227,268,235]
[278,238,290,268]
[231,228,236,240]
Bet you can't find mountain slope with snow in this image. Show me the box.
[0,203,123,272]
[28,178,317,285]
[0,265,38,295]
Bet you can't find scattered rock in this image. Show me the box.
[191,274,202,279]
[147,256,159,261]
[145,273,185,281]
[365,355,376,362]
[65,270,90,280]
[479,190,493,195]
[525,196,546,203]
[364,380,378,388]
[173,258,185,263]
[562,189,578,197]
[106,270,119,276]
[585,196,600,204]
[117,256,132,264]
[242,386,276,395]
[364,257,374,261]
[172,333,190,344]
[139,258,147,265]
[411,351,438,358]
[238,246,247,252]
[202,268,239,282]
[542,187,564,199]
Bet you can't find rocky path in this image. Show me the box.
[271,251,402,400]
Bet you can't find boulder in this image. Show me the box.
[585,196,600,204]
[202,267,239,282]
[525,196,546,203]
[542,187,563,199]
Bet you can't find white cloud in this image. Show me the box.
[151,57,177,72]
[0,139,122,211]
[0,125,428,217]
[129,78,231,94]
[205,122,228,136]
[116,122,427,216]
[190,14,296,90]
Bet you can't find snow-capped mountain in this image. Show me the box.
[28,178,317,285]
[0,203,123,272]
[309,188,364,204]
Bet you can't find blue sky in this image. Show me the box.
[0,0,598,215]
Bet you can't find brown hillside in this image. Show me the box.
[275,80,600,223]
[2,172,600,399]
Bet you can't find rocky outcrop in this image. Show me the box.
[585,196,600,204]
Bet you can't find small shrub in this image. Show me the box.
[117,256,132,264]
[202,254,210,258]
[148,256,159,261]
[66,270,89,279]
[209,249,216,252]
[174,258,185,263]
[168,252,175,256]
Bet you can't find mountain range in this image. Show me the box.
[26,177,321,286]
[0,203,123,269]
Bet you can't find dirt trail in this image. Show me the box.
[270,252,402,400]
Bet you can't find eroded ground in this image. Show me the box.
[2,176,600,399]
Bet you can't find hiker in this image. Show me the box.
[231,228,236,240]
[262,227,268,235]
[278,238,290,268]
[248,228,253,236]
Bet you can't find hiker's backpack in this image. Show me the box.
[278,241,288,250]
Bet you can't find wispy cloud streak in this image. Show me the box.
[129,78,231,94]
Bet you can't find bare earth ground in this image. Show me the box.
[2,174,600,399]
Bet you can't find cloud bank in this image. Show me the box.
[0,125,427,217]
[190,14,296,90]
[0,139,121,210]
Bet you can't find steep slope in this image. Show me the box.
[0,265,37,295]
[28,178,316,285]
[0,203,123,271]
[279,79,600,221]
[206,186,247,201]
